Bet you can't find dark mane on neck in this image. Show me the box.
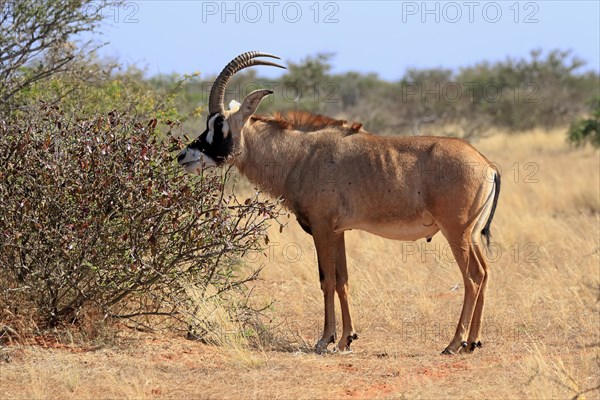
[251,111,363,136]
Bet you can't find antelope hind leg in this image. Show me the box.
[442,242,485,355]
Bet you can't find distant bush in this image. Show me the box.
[567,97,600,148]
[456,49,597,133]
[0,105,281,338]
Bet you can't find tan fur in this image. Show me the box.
[222,108,500,354]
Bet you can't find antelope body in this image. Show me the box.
[178,52,501,354]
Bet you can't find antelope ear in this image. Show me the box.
[240,89,273,122]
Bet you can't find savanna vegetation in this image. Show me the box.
[0,1,598,399]
[1,0,283,345]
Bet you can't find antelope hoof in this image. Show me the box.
[315,336,335,354]
[347,332,358,347]
[469,341,482,352]
[338,333,359,352]
[441,347,456,355]
[442,341,468,355]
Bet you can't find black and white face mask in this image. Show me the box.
[177,113,234,174]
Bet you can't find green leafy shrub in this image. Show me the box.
[567,97,600,148]
[0,104,281,339]
[11,60,203,128]
[0,0,116,113]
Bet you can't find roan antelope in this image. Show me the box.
[177,52,501,355]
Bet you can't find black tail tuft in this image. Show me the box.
[481,171,501,249]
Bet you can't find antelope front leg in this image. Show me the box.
[313,225,337,354]
[335,232,358,351]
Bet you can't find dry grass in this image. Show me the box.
[1,128,599,399]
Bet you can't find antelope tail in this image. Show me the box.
[481,171,501,249]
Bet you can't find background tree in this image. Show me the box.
[0,0,116,113]
[280,52,335,113]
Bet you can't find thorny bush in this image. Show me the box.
[0,104,282,340]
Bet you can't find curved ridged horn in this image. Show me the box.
[208,51,286,115]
